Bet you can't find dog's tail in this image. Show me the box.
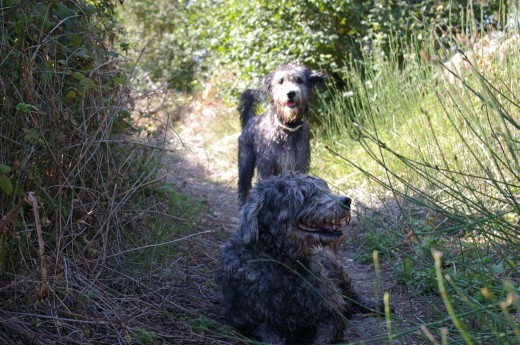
[238,89,263,129]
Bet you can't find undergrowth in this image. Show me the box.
[316,20,520,344]
[0,1,229,343]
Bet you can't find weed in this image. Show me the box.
[134,327,155,345]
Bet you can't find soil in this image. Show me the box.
[151,94,432,344]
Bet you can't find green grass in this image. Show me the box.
[311,29,520,344]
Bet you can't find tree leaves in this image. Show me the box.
[118,0,500,92]
[0,165,13,195]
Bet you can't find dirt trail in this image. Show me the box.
[156,99,424,344]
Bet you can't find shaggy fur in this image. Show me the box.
[218,173,371,345]
[237,64,325,205]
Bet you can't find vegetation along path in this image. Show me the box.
[2,1,518,344]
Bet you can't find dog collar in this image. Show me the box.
[275,117,303,132]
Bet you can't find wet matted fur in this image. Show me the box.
[237,64,325,205]
[218,173,371,345]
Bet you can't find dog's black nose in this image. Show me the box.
[287,91,296,99]
[340,197,351,208]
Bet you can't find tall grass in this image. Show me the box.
[315,23,520,344]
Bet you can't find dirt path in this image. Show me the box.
[154,98,425,344]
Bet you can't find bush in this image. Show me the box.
[117,0,203,91]
[117,0,502,94]
[0,1,163,342]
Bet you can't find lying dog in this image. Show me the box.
[218,173,376,344]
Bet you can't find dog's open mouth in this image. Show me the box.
[298,217,348,237]
[285,100,297,108]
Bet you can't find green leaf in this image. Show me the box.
[72,71,84,80]
[80,78,95,90]
[66,89,78,100]
[0,164,11,174]
[70,34,83,48]
[119,42,130,52]
[40,70,52,84]
[23,128,39,143]
[16,103,38,113]
[0,174,13,195]
[106,50,119,58]
[112,76,125,85]
[491,263,505,274]
[56,2,75,18]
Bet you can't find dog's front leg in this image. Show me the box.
[251,323,285,345]
[349,291,390,316]
[312,320,344,345]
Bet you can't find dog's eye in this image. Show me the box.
[296,77,303,84]
[278,78,284,84]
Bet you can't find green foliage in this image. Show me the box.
[118,0,502,94]
[117,0,203,91]
[318,16,520,341]
[0,165,13,195]
[134,327,155,345]
[1,0,130,206]
[0,1,169,341]
[356,215,397,264]
[395,256,415,284]
[199,0,366,84]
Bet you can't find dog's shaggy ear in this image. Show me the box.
[309,71,326,87]
[238,192,263,244]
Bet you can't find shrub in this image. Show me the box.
[0,1,162,341]
[118,0,203,91]
[117,0,502,94]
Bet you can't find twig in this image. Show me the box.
[25,192,48,301]
[100,230,214,259]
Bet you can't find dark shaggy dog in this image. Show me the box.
[218,173,373,345]
[237,64,325,205]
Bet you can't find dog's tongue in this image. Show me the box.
[286,101,296,108]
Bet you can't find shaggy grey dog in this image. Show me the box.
[237,64,325,205]
[218,173,372,345]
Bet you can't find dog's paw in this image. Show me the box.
[251,323,284,345]
[352,296,393,315]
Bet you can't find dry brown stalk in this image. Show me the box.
[25,192,48,301]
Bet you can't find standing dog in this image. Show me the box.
[237,64,325,205]
[218,173,377,345]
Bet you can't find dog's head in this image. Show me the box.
[239,172,350,259]
[262,64,325,125]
